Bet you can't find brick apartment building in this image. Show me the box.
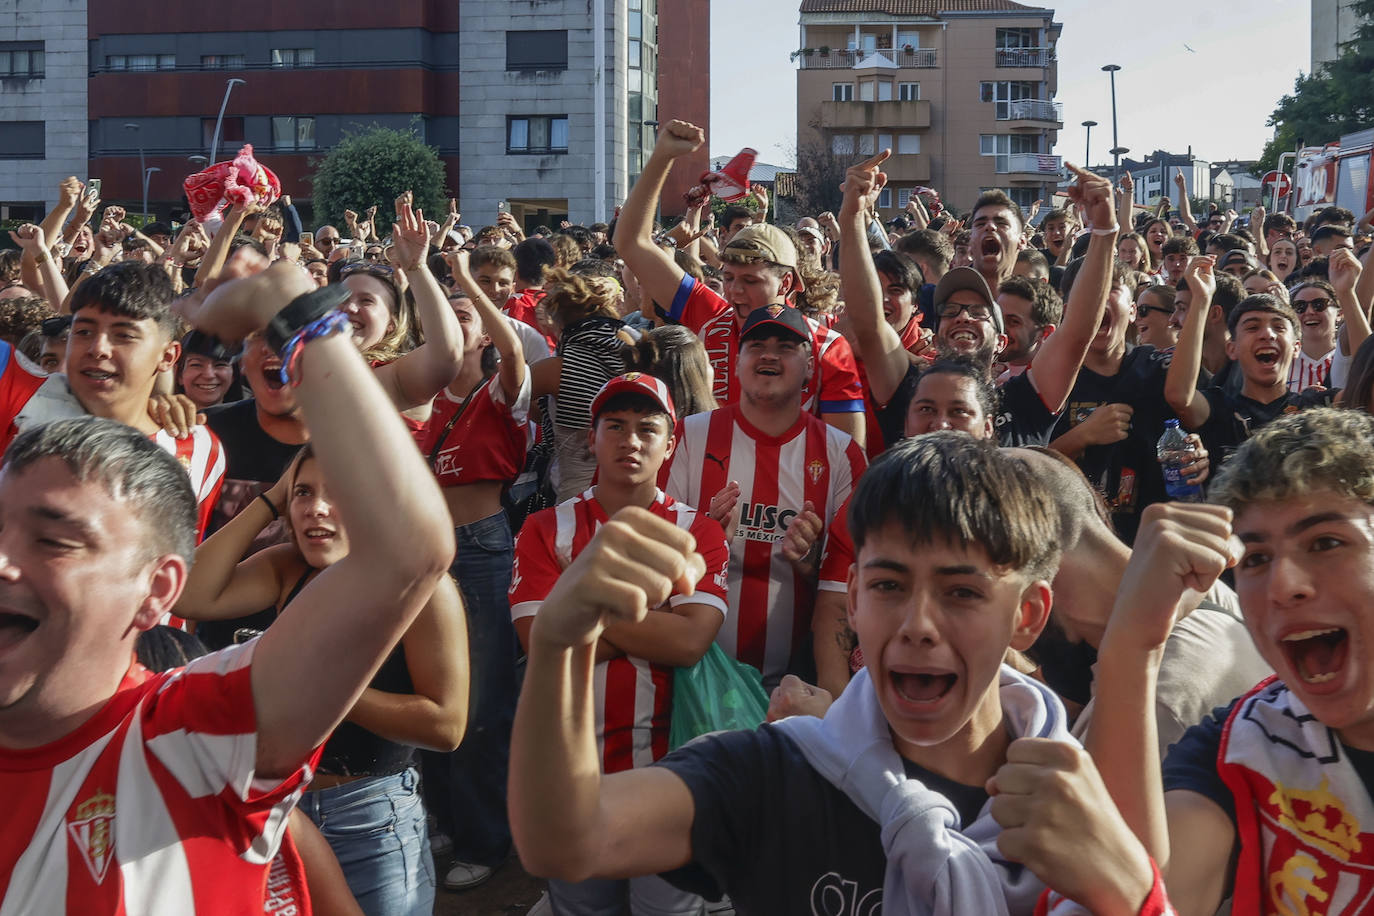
[1,0,707,228]
[795,0,1062,218]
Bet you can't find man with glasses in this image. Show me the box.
[1289,280,1340,391]
[314,225,341,255]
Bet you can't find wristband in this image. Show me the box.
[32,251,48,265]
[263,283,351,354]
[257,493,280,520]
[1091,225,1121,236]
[279,310,352,386]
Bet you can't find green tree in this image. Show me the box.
[790,136,849,218]
[310,122,448,228]
[1259,0,1374,172]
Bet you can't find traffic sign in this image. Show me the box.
[1262,170,1292,195]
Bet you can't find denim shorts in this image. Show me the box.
[298,767,435,916]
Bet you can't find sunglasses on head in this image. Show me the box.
[1293,297,1331,314]
[339,261,395,279]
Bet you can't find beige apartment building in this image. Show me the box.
[796,0,1062,218]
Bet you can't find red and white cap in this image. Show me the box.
[591,372,677,425]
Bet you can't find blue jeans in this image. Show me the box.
[421,510,518,867]
[548,875,706,915]
[298,767,435,916]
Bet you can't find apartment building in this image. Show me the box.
[74,0,700,228]
[796,0,1062,218]
[0,0,89,220]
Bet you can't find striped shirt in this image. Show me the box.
[665,405,868,684]
[510,489,730,773]
[1288,348,1333,393]
[0,641,321,914]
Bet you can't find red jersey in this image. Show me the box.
[0,343,50,452]
[664,405,867,683]
[817,494,853,595]
[509,489,730,773]
[664,276,864,417]
[1288,348,1333,393]
[153,426,226,540]
[0,641,322,914]
[421,375,530,488]
[504,289,558,352]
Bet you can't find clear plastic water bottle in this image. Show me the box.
[1157,419,1203,502]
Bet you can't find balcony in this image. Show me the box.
[995,47,1053,68]
[883,153,931,183]
[998,153,1063,182]
[1002,98,1064,129]
[816,99,931,131]
[797,48,938,69]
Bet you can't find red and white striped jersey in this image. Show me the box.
[509,489,730,774]
[664,405,868,683]
[664,276,865,417]
[1288,348,1333,393]
[153,425,226,541]
[0,641,322,915]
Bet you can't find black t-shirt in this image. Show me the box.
[655,725,989,913]
[1163,699,1374,826]
[872,363,1060,451]
[995,371,1061,447]
[1198,386,1335,467]
[1052,345,1180,543]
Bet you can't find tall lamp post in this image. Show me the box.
[1081,120,1097,168]
[123,122,144,217]
[142,167,161,221]
[1101,64,1122,186]
[209,77,246,165]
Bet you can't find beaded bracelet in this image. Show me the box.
[278,310,352,386]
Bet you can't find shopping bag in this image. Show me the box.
[669,642,769,748]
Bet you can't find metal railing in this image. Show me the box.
[999,153,1062,175]
[995,47,1052,68]
[798,48,937,69]
[1004,99,1063,122]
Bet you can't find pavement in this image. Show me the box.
[433,853,546,915]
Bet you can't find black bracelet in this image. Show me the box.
[263,283,351,354]
[257,493,280,520]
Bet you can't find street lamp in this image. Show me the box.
[1081,120,1097,168]
[142,167,161,221]
[188,155,208,169]
[1101,64,1122,186]
[209,78,246,165]
[123,122,144,217]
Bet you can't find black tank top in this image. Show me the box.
[280,569,418,777]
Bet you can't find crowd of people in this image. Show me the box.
[2,113,1374,915]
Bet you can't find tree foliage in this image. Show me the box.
[791,137,850,217]
[1259,0,1374,172]
[309,122,448,228]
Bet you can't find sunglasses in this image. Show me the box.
[938,302,993,321]
[316,238,339,247]
[41,315,72,337]
[1136,305,1173,319]
[1293,298,1331,314]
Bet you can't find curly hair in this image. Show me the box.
[0,249,21,283]
[542,268,622,329]
[794,268,841,319]
[1212,408,1374,511]
[0,296,54,347]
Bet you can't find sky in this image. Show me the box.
[710,0,1312,170]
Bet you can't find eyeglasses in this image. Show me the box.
[1136,305,1173,319]
[41,315,72,337]
[938,301,993,322]
[316,237,339,248]
[1293,297,1332,314]
[339,261,395,279]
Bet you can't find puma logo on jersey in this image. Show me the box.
[705,452,728,471]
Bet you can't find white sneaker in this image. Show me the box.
[442,860,494,890]
[528,891,553,914]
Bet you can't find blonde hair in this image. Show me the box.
[542,268,622,330]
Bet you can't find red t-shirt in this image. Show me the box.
[420,375,531,488]
[664,276,865,417]
[663,404,868,683]
[0,343,51,452]
[504,289,558,352]
[509,489,730,773]
[0,641,323,914]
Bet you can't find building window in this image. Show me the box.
[896,30,921,49]
[979,134,1038,171]
[858,134,875,155]
[201,54,245,69]
[858,80,875,102]
[877,133,893,152]
[877,81,893,101]
[1006,188,1037,210]
[0,43,44,78]
[203,117,245,149]
[877,188,892,209]
[896,134,920,155]
[831,134,855,156]
[996,28,1038,49]
[507,116,569,154]
[897,188,912,208]
[107,55,127,71]
[507,30,568,71]
[272,117,316,150]
[271,48,315,68]
[898,82,920,101]
[129,54,158,71]
[832,83,853,102]
[158,53,176,69]
[0,121,44,159]
[981,81,1036,119]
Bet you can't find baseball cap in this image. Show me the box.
[797,225,825,244]
[722,224,806,291]
[739,303,811,344]
[933,267,1004,334]
[591,372,677,425]
[1217,249,1255,272]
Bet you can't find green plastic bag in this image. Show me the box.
[669,642,770,749]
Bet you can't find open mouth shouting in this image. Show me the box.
[1253,345,1281,368]
[0,609,39,655]
[891,667,958,709]
[1281,626,1349,690]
